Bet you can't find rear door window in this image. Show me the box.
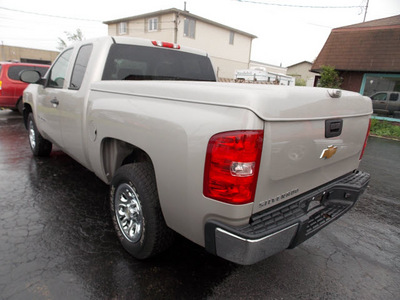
[70,44,93,90]
[389,93,399,101]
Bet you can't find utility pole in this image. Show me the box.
[174,13,179,44]
[1,41,3,61]
[363,0,369,22]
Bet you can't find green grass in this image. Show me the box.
[370,119,400,139]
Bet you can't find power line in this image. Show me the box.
[0,6,177,26]
[0,6,102,22]
[235,0,364,9]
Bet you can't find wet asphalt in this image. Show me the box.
[0,109,399,300]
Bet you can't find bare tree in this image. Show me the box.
[57,29,84,51]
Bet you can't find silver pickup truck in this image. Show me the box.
[370,91,400,117]
[21,36,372,265]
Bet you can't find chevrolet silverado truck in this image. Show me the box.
[21,36,372,265]
[370,91,400,117]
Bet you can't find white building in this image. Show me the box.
[287,61,316,87]
[104,8,257,79]
[249,60,287,75]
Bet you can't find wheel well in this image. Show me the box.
[23,104,32,129]
[101,138,152,182]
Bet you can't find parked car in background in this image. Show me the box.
[0,62,49,113]
[370,91,400,117]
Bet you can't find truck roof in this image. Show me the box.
[111,36,210,57]
[62,36,211,58]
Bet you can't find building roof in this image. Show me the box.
[104,8,257,39]
[250,60,285,69]
[287,61,313,68]
[311,15,400,73]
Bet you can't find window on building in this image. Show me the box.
[148,17,158,32]
[361,74,400,96]
[229,31,235,45]
[119,22,128,35]
[184,18,196,39]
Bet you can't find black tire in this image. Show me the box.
[17,98,24,114]
[27,113,52,157]
[110,162,174,259]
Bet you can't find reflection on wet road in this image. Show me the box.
[1,110,399,299]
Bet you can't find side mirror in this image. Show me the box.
[19,70,43,84]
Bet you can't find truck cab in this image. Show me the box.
[371,91,400,116]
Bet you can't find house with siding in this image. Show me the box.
[311,15,400,96]
[103,8,257,79]
[287,61,315,87]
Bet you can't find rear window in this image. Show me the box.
[102,44,216,82]
[8,65,48,81]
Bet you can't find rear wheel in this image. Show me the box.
[27,113,52,156]
[110,162,174,259]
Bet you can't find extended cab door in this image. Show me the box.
[57,44,93,166]
[35,48,73,147]
[371,92,388,111]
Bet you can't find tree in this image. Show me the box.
[295,77,306,86]
[318,65,342,89]
[57,29,84,51]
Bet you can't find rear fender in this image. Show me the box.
[101,138,152,182]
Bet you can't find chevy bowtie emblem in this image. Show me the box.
[320,145,338,159]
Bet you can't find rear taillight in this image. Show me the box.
[151,41,181,49]
[203,130,264,205]
[359,119,371,160]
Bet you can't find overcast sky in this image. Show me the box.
[1,0,400,66]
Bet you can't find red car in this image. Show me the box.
[0,62,49,113]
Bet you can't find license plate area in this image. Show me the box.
[306,193,325,214]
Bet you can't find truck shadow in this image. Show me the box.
[26,150,238,299]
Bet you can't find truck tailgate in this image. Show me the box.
[252,93,371,214]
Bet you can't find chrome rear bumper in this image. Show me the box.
[205,170,370,265]
[214,224,298,265]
